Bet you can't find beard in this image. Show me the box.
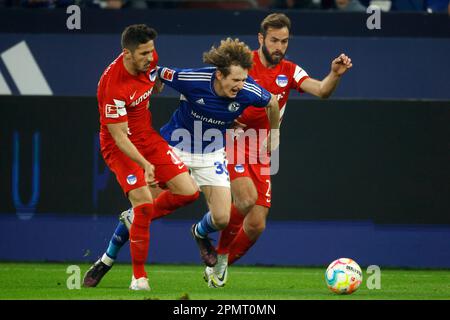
[262,43,285,66]
[140,62,150,72]
[131,57,149,73]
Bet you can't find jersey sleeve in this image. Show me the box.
[243,77,272,108]
[290,64,310,93]
[156,66,189,95]
[98,81,128,125]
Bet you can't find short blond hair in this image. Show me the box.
[203,38,253,77]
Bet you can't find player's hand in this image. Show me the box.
[144,162,158,188]
[232,119,247,139]
[331,53,352,76]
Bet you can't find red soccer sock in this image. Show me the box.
[151,191,199,221]
[227,227,255,265]
[217,204,245,255]
[130,203,153,279]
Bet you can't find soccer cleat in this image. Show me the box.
[191,224,217,267]
[82,259,112,288]
[129,276,151,291]
[206,254,228,288]
[119,208,134,231]
[203,266,213,283]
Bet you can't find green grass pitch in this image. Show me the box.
[0,263,449,300]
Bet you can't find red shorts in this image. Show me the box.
[227,161,272,208]
[102,134,187,195]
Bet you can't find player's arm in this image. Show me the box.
[266,93,280,131]
[300,53,352,99]
[156,66,186,94]
[107,122,157,186]
[153,76,165,94]
[265,94,280,151]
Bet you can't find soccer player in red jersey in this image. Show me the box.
[206,13,353,287]
[94,24,199,290]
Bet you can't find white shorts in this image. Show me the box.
[171,147,230,188]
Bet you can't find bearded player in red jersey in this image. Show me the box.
[205,13,353,287]
[95,24,199,290]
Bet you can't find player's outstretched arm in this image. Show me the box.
[107,122,157,187]
[300,53,353,99]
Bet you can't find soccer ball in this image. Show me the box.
[325,258,363,295]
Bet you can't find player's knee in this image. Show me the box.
[234,199,254,214]
[168,173,199,196]
[232,179,257,211]
[246,223,266,238]
[234,193,258,213]
[128,187,153,208]
[245,217,266,236]
[211,212,230,230]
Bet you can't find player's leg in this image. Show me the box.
[86,173,197,286]
[216,173,258,255]
[146,143,199,220]
[204,176,259,288]
[83,186,163,288]
[83,154,152,290]
[120,171,200,228]
[192,185,231,267]
[227,204,269,265]
[92,170,197,280]
[227,168,272,265]
[151,171,199,220]
[127,185,154,290]
[111,143,198,236]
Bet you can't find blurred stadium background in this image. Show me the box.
[0,1,449,270]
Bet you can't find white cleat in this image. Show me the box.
[129,276,150,291]
[119,208,134,231]
[203,266,213,283]
[206,254,228,288]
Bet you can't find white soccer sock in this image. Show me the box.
[101,253,115,267]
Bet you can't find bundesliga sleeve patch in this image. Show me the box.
[161,67,175,82]
[105,99,127,118]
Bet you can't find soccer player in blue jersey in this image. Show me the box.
[155,38,280,268]
[83,38,280,287]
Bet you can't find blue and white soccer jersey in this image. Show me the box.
[157,66,272,187]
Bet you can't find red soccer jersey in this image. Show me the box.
[97,52,159,153]
[237,50,310,131]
